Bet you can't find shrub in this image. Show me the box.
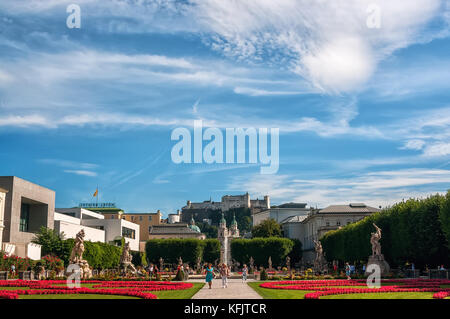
[173,268,185,281]
[231,237,294,267]
[260,268,268,280]
[145,238,204,265]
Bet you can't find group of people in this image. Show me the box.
[204,263,249,289]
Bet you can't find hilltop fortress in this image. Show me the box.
[181,193,270,224]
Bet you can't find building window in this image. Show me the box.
[131,216,135,221]
[122,227,135,239]
[148,226,152,233]
[326,221,330,227]
[139,216,143,221]
[148,216,152,221]
[20,203,30,232]
[336,221,341,226]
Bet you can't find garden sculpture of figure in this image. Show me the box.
[68,229,92,279]
[370,223,382,256]
[286,256,291,270]
[120,242,137,274]
[70,229,86,264]
[268,256,272,270]
[178,256,183,266]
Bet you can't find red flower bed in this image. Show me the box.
[259,279,450,299]
[0,280,193,299]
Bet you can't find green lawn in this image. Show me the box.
[321,292,435,299]
[247,282,314,299]
[248,282,449,299]
[1,282,205,300]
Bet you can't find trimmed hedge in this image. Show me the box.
[145,238,220,265]
[321,193,450,268]
[203,239,221,263]
[230,237,294,267]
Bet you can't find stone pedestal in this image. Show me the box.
[365,254,390,275]
[67,260,92,279]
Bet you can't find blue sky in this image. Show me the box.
[0,0,450,216]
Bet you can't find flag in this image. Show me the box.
[93,188,98,197]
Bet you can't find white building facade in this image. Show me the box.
[55,207,140,251]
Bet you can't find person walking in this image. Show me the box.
[220,263,229,288]
[242,264,248,283]
[205,263,215,289]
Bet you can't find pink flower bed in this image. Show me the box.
[0,280,193,299]
[259,279,450,299]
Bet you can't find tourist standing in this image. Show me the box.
[242,264,248,283]
[221,263,229,288]
[11,264,16,277]
[345,262,351,280]
[205,263,214,289]
[153,265,159,280]
[149,263,154,279]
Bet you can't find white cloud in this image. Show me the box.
[401,140,426,151]
[63,170,97,177]
[190,0,445,93]
[228,168,450,208]
[423,142,450,157]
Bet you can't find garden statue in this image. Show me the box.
[268,256,272,271]
[178,256,183,266]
[196,257,201,272]
[67,229,92,279]
[370,223,382,256]
[159,257,164,271]
[286,256,291,271]
[366,223,390,276]
[120,242,137,274]
[249,256,254,273]
[70,229,86,264]
[313,240,328,273]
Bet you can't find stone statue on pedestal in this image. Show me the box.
[120,242,137,275]
[286,256,291,271]
[366,223,390,276]
[313,240,328,273]
[268,256,272,270]
[249,257,254,273]
[159,257,164,271]
[68,229,92,279]
[178,256,183,266]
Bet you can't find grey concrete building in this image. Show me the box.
[0,176,55,259]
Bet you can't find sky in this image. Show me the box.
[0,0,450,216]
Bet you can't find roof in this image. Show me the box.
[123,212,160,215]
[280,215,309,224]
[150,224,203,235]
[319,204,380,214]
[276,202,307,208]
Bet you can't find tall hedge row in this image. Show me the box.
[230,237,295,267]
[145,238,220,265]
[321,193,450,268]
[55,239,122,269]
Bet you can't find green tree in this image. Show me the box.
[439,191,450,249]
[32,227,66,258]
[252,219,282,238]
